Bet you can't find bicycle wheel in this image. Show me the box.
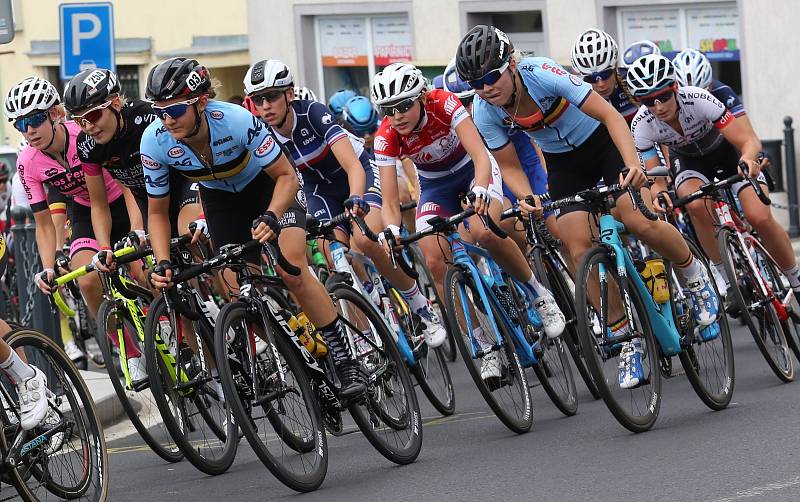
[408,245,457,361]
[673,238,735,410]
[331,283,423,465]
[1,328,109,501]
[443,266,533,434]
[214,300,327,493]
[387,287,455,416]
[144,295,238,476]
[96,300,182,463]
[575,247,662,433]
[531,246,601,400]
[718,227,794,382]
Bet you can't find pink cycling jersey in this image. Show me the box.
[374,89,471,178]
[17,121,122,212]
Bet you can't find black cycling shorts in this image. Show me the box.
[69,197,130,257]
[671,139,767,196]
[544,124,626,216]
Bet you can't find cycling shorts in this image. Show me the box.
[672,139,767,196]
[544,124,626,217]
[304,158,381,235]
[416,154,503,232]
[135,176,200,236]
[69,198,131,257]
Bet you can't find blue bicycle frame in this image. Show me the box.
[448,230,545,367]
[596,214,683,356]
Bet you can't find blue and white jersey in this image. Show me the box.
[708,79,745,117]
[271,100,366,185]
[473,56,600,154]
[141,101,282,196]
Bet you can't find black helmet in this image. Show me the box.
[146,57,211,101]
[63,68,121,113]
[455,25,513,81]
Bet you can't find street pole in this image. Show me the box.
[784,116,799,237]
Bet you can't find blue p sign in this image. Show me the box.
[59,2,115,80]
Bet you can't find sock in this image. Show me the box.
[525,273,549,298]
[675,254,702,280]
[0,350,35,383]
[609,316,631,335]
[712,262,730,287]
[400,283,429,312]
[318,320,355,365]
[782,264,800,292]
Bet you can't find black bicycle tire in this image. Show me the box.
[410,245,457,362]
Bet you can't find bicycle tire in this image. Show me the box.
[531,246,601,400]
[214,300,328,492]
[718,227,794,382]
[2,328,109,501]
[673,238,735,410]
[331,283,423,465]
[96,300,183,463]
[443,266,533,434]
[409,245,457,362]
[144,295,238,476]
[575,247,662,433]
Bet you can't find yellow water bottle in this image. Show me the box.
[292,312,328,359]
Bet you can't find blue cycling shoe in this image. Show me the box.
[687,268,720,327]
[618,338,645,389]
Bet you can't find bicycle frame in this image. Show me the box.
[447,230,544,368]
[596,214,683,356]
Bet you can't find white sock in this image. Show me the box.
[400,283,429,312]
[676,255,703,280]
[526,273,549,298]
[0,350,35,383]
[712,262,730,287]
[782,264,800,291]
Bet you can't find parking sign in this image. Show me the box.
[59,2,115,80]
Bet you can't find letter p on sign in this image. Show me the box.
[71,13,101,55]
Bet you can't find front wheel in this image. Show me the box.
[575,247,662,433]
[408,245,457,361]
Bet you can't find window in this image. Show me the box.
[317,14,412,101]
[118,65,139,99]
[489,11,543,34]
[465,9,546,55]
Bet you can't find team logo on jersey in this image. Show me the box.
[569,74,583,86]
[321,113,333,125]
[419,202,440,214]
[168,146,185,158]
[255,136,275,157]
[141,155,160,170]
[135,116,143,125]
[444,95,459,116]
[212,135,233,146]
[210,110,224,120]
[44,168,59,177]
[373,136,388,152]
[145,172,170,188]
[541,62,567,76]
[726,96,735,108]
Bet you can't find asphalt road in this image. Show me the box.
[84,321,800,501]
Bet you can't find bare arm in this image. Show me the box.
[380,164,401,228]
[86,174,113,249]
[264,154,301,218]
[148,195,172,263]
[401,158,418,198]
[580,91,641,169]
[330,139,366,198]
[454,117,493,189]
[720,117,763,175]
[122,185,144,231]
[33,210,57,270]
[492,142,533,199]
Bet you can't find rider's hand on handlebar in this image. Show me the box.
[148,260,174,290]
[521,194,544,218]
[469,186,491,215]
[652,189,673,214]
[344,195,370,218]
[738,157,763,178]
[92,248,115,273]
[379,224,401,255]
[620,166,647,189]
[252,211,281,243]
[34,268,55,295]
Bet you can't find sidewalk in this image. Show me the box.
[79,369,127,428]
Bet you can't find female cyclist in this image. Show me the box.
[456,25,718,389]
[143,58,367,397]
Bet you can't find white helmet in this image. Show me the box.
[672,48,712,89]
[5,76,60,120]
[243,59,294,95]
[622,40,661,67]
[293,85,317,101]
[626,54,675,97]
[571,29,618,74]
[370,63,427,105]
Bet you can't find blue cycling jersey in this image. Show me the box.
[141,101,282,196]
[473,56,599,154]
[272,100,365,185]
[708,79,745,117]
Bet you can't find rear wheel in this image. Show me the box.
[408,245,457,361]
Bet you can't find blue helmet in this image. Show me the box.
[328,89,357,117]
[443,59,474,100]
[342,96,380,135]
[432,74,444,90]
[622,40,661,67]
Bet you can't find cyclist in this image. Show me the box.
[342,95,418,232]
[628,55,800,300]
[622,40,661,67]
[571,29,638,124]
[63,68,202,264]
[457,25,718,389]
[142,57,367,398]
[244,59,446,347]
[0,235,52,430]
[293,86,317,101]
[5,77,130,320]
[328,88,357,122]
[371,61,566,380]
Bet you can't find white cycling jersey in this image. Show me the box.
[631,86,735,160]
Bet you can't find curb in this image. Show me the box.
[79,370,127,428]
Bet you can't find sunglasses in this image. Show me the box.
[640,87,676,107]
[152,97,200,120]
[250,89,288,107]
[13,111,49,133]
[466,61,510,90]
[582,69,615,83]
[379,98,417,116]
[73,99,114,128]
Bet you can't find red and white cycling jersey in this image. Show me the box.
[374,89,471,178]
